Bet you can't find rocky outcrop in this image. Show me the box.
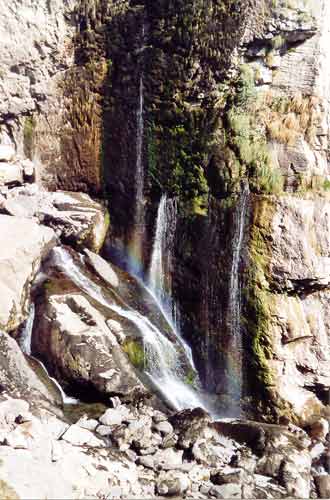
[0,215,56,332]
[1,185,109,251]
[245,193,330,423]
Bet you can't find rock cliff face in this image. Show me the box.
[2,0,330,422]
[1,0,330,498]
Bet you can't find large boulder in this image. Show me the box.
[1,185,109,252]
[0,215,56,331]
[32,288,147,403]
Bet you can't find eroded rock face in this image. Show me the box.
[32,290,146,402]
[247,194,330,423]
[0,215,56,332]
[0,185,109,252]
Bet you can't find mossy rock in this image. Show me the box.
[123,339,145,370]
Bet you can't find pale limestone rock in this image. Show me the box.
[4,427,29,449]
[76,416,98,432]
[96,425,112,437]
[0,0,76,151]
[2,186,109,252]
[210,483,242,499]
[0,333,57,405]
[153,420,173,435]
[61,425,103,447]
[0,145,15,162]
[0,163,23,186]
[84,249,119,288]
[259,195,330,422]
[0,215,56,331]
[51,440,62,462]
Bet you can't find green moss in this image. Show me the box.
[23,116,36,159]
[147,120,210,214]
[185,368,197,386]
[123,339,145,370]
[243,198,276,392]
[224,65,283,195]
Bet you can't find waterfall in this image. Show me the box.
[149,194,176,315]
[52,247,205,411]
[227,184,249,412]
[148,195,195,367]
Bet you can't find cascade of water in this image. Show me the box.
[35,358,80,405]
[227,183,249,410]
[148,194,178,313]
[109,304,202,410]
[148,194,195,367]
[52,247,205,411]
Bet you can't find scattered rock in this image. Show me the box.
[96,425,112,437]
[99,408,123,427]
[153,420,173,435]
[4,428,29,449]
[61,425,104,447]
[138,455,155,470]
[153,448,183,469]
[209,483,241,498]
[76,417,99,432]
[157,471,190,496]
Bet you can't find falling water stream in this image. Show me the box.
[227,184,249,413]
[52,247,205,411]
[148,194,195,367]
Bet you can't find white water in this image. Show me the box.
[130,72,145,275]
[19,304,35,356]
[109,305,202,410]
[35,358,80,405]
[52,247,205,411]
[148,194,195,367]
[227,184,249,406]
[19,300,79,405]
